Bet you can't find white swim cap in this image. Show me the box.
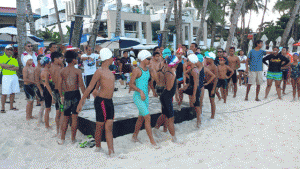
[138,50,151,61]
[23,55,33,65]
[188,54,199,64]
[100,48,112,61]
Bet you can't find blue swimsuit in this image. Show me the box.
[133,67,150,116]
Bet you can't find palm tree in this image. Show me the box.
[207,0,223,47]
[71,0,85,47]
[274,0,296,15]
[53,0,64,44]
[257,0,269,39]
[174,0,179,47]
[280,0,300,46]
[88,0,104,51]
[178,0,183,45]
[161,0,174,48]
[17,0,27,71]
[225,0,245,53]
[196,0,209,45]
[26,0,36,36]
[115,0,122,37]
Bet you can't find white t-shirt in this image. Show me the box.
[238,55,247,70]
[130,57,136,66]
[21,51,38,67]
[81,53,99,75]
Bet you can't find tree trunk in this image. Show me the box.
[240,3,246,50]
[210,21,216,48]
[257,0,268,39]
[178,0,183,45]
[195,0,208,45]
[53,0,64,44]
[174,0,179,48]
[162,0,174,48]
[17,0,27,72]
[88,0,104,51]
[225,0,245,53]
[71,0,85,47]
[196,9,200,20]
[115,0,122,37]
[280,0,300,46]
[26,0,35,35]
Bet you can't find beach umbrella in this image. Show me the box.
[99,37,140,49]
[293,42,300,46]
[0,26,43,44]
[0,34,40,45]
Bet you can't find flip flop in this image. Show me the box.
[6,101,16,104]
[1,110,6,113]
[10,108,19,111]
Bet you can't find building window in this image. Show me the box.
[49,8,55,14]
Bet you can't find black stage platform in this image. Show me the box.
[77,96,196,141]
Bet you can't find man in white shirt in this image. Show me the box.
[21,42,38,67]
[81,46,100,99]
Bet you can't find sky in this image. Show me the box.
[2,0,281,32]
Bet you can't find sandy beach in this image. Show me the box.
[0,83,299,168]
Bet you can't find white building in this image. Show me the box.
[35,0,208,47]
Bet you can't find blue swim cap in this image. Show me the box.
[162,48,171,59]
[40,57,51,66]
[197,54,204,63]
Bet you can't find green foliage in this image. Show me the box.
[274,0,296,14]
[36,26,61,43]
[260,14,300,44]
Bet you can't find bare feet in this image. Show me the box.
[46,126,53,130]
[163,127,168,133]
[71,139,78,144]
[95,147,105,153]
[30,116,38,119]
[151,144,161,149]
[233,95,236,98]
[245,97,248,101]
[57,140,64,145]
[255,98,261,102]
[153,128,162,138]
[131,137,142,143]
[278,97,282,100]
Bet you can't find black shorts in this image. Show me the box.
[160,94,174,118]
[229,70,237,83]
[63,90,81,116]
[43,85,52,108]
[204,82,215,98]
[85,74,96,94]
[94,97,115,122]
[24,84,35,100]
[217,79,228,89]
[282,69,289,80]
[35,85,45,101]
[53,89,61,111]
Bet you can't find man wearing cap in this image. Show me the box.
[77,48,117,157]
[0,45,20,113]
[21,42,38,68]
[204,52,218,119]
[81,46,100,99]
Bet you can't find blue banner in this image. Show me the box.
[158,34,162,47]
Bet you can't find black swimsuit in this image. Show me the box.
[155,62,166,96]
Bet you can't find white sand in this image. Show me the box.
[0,83,299,168]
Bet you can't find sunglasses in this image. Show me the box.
[6,48,13,51]
[146,57,152,61]
[27,45,33,47]
[217,51,223,53]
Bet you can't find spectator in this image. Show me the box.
[21,42,38,68]
[0,45,20,113]
[120,51,132,88]
[81,46,100,99]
